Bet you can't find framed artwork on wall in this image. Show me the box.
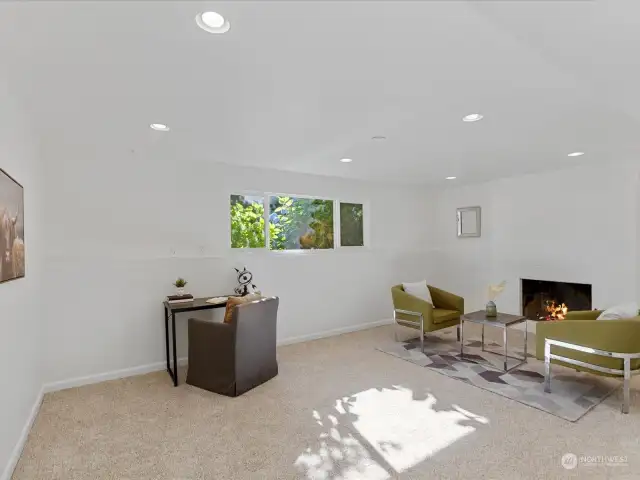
[0,168,25,283]
[457,206,481,238]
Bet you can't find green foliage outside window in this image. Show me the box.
[340,202,364,246]
[230,195,362,250]
[269,196,333,250]
[230,195,266,248]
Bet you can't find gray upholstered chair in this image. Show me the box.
[187,296,279,397]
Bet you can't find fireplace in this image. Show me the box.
[521,278,592,321]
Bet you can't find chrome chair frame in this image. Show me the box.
[393,309,460,354]
[393,309,425,353]
[544,338,640,414]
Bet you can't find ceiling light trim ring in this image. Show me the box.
[196,12,231,34]
[462,113,483,122]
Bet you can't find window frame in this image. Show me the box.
[228,190,369,254]
[337,200,368,249]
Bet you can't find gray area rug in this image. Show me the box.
[377,333,619,422]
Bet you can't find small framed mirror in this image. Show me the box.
[457,206,481,237]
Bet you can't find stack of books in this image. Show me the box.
[167,294,194,304]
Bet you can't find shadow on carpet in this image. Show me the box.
[377,333,619,422]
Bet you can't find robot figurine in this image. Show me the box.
[234,267,259,296]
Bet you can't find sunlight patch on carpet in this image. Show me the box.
[295,386,488,479]
[348,386,484,472]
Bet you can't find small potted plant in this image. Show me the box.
[173,277,188,296]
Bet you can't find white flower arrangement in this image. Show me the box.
[488,281,507,301]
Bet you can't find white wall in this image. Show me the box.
[432,183,494,311]
[432,165,639,314]
[37,142,640,386]
[42,148,435,384]
[0,83,44,480]
[637,176,640,303]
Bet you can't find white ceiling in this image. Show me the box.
[0,0,639,185]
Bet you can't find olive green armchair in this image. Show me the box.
[536,310,640,413]
[391,284,464,353]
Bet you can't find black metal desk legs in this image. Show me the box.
[164,299,229,386]
[164,305,178,387]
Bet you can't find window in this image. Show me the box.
[340,202,364,247]
[230,194,266,248]
[269,196,333,250]
[230,194,365,250]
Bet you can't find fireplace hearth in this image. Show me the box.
[521,278,592,321]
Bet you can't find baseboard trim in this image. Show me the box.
[277,318,394,346]
[42,357,189,394]
[1,386,44,480]
[41,320,394,394]
[3,320,393,478]
[511,319,537,334]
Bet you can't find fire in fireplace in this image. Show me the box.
[543,300,568,320]
[521,279,591,321]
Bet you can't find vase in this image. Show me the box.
[176,287,185,296]
[485,301,497,317]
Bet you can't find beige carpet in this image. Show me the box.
[12,324,640,479]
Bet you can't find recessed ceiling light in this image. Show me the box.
[567,151,585,157]
[150,123,170,131]
[446,176,457,180]
[372,136,387,141]
[462,113,483,122]
[340,158,353,163]
[196,11,230,34]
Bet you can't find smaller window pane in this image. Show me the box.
[230,194,266,248]
[340,202,364,247]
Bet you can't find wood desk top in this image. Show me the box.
[164,296,236,313]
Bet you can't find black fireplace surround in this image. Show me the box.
[521,278,592,320]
